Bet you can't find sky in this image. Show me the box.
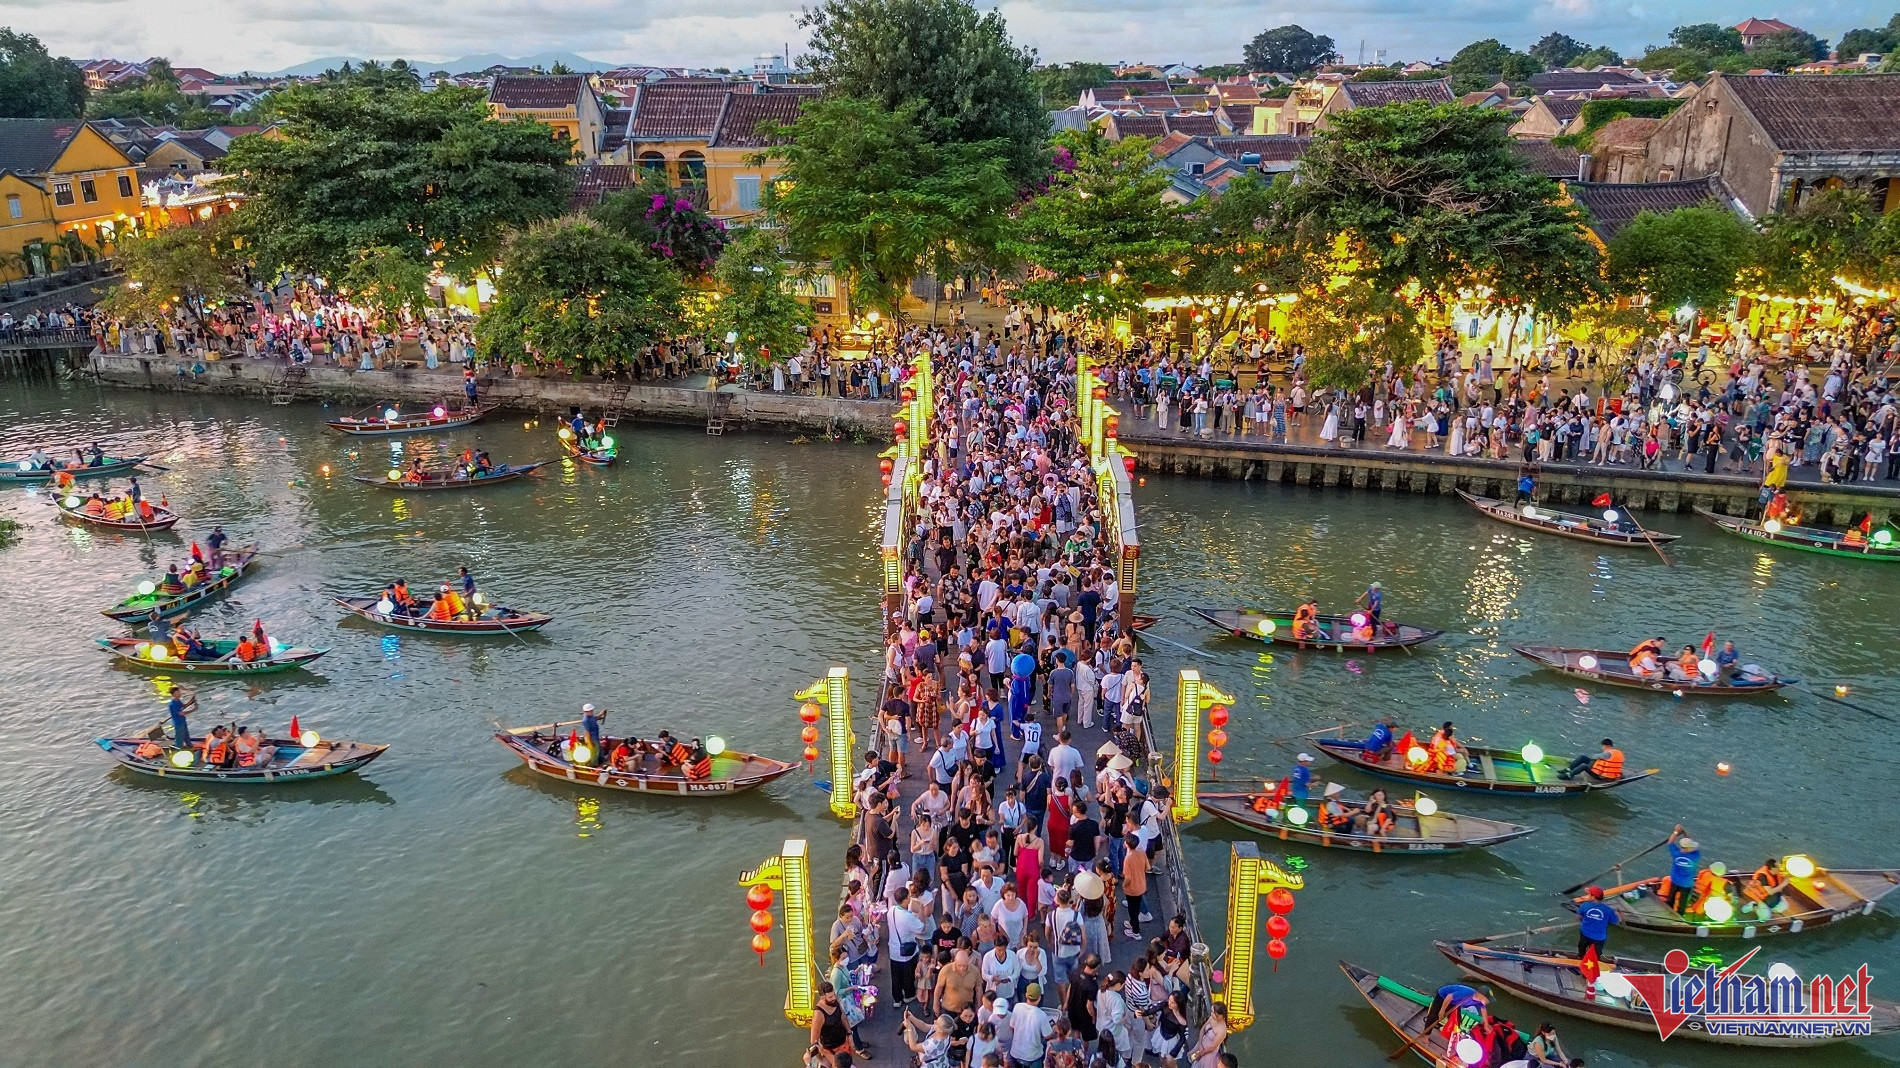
[14,0,1896,74]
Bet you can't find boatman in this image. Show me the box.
[167,683,196,748]
[580,703,604,753]
[1662,825,1700,914]
[1424,981,1488,1039]
[206,526,227,568]
[1354,582,1384,628]
[1334,718,1394,760]
[1575,886,1620,958]
[1289,753,1315,806]
[457,567,477,603]
[1558,738,1623,781]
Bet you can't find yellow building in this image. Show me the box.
[599,80,816,222]
[486,74,606,162]
[0,119,142,277]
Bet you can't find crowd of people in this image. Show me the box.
[814,323,1234,1068]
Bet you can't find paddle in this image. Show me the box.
[1558,831,1677,897]
[1795,681,1897,723]
[1463,920,1571,944]
[1385,1018,1445,1062]
[1618,503,1673,567]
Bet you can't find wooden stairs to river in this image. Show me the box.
[602,381,630,427]
[268,365,309,405]
[706,391,736,435]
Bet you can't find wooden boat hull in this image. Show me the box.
[324,404,496,436]
[1340,961,1470,1067]
[1513,643,1788,695]
[1190,606,1442,651]
[1696,508,1900,562]
[563,440,616,466]
[354,462,546,491]
[0,455,146,482]
[1569,868,1900,939]
[97,636,327,674]
[1312,736,1658,796]
[55,499,179,530]
[495,727,797,797]
[334,595,552,634]
[1457,490,1680,547]
[96,734,386,783]
[102,547,261,621]
[1130,614,1157,631]
[1437,941,1900,1047]
[1201,791,1535,853]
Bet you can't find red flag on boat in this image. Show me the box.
[1580,943,1601,997]
[1702,631,1715,656]
[1592,492,1613,507]
[289,715,301,741]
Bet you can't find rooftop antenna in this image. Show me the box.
[1358,39,1365,65]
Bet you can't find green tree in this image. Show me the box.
[0,28,86,118]
[1199,64,1245,80]
[340,245,433,322]
[103,214,249,329]
[762,95,1015,320]
[1607,205,1755,316]
[1445,39,1542,93]
[222,81,572,282]
[1031,61,1114,109]
[1528,32,1591,68]
[1002,128,1187,320]
[1668,23,1745,55]
[1836,22,1896,58]
[1748,188,1890,298]
[798,0,1047,185]
[320,59,423,90]
[1242,24,1338,73]
[591,177,727,278]
[87,59,219,125]
[1571,45,1624,67]
[1173,172,1306,355]
[707,228,814,368]
[1749,29,1830,70]
[475,218,682,375]
[1285,277,1430,390]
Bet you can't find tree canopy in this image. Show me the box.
[1527,32,1592,68]
[475,218,682,375]
[103,214,249,328]
[1032,61,1113,109]
[1607,204,1756,314]
[1749,188,1897,298]
[1837,14,1900,58]
[0,28,85,119]
[222,81,572,281]
[1445,39,1542,93]
[798,0,1046,184]
[1172,172,1306,355]
[1242,25,1338,74]
[706,228,814,367]
[591,178,728,279]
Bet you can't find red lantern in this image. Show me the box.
[1092,386,1107,401]
[799,702,821,724]
[803,745,820,762]
[1207,748,1223,764]
[1207,727,1229,748]
[750,908,774,933]
[1266,887,1296,915]
[881,474,892,487]
[879,458,894,474]
[800,725,820,744]
[901,386,914,402]
[892,420,908,439]
[1265,914,1290,939]
[1208,705,1229,727]
[746,883,774,910]
[752,932,772,955]
[1122,454,1137,474]
[1266,938,1287,960]
[1105,416,1119,436]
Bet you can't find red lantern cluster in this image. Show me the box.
[892,419,908,441]
[745,884,774,965]
[1207,704,1230,771]
[1265,885,1295,970]
[798,701,822,764]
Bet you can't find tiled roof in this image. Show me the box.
[1735,17,1798,35]
[1339,79,1454,108]
[1510,140,1582,178]
[0,119,84,175]
[1165,112,1223,137]
[710,86,819,147]
[1207,135,1312,162]
[1540,95,1589,123]
[568,163,641,210]
[163,136,226,161]
[1150,131,1196,157]
[489,74,585,110]
[1050,109,1090,132]
[1565,176,1727,240]
[600,107,633,155]
[628,79,742,141]
[1216,84,1262,103]
[1103,79,1170,96]
[1592,116,1661,151]
[1720,73,1900,152]
[1108,113,1168,139]
[1529,70,1642,93]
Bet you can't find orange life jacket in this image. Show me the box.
[204,737,230,764]
[1743,865,1776,902]
[1293,604,1318,637]
[236,639,259,662]
[1590,747,1625,779]
[688,757,713,779]
[427,598,454,620]
[134,741,163,759]
[668,742,692,767]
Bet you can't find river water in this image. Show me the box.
[0,380,1894,1066]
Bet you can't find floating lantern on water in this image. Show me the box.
[1414,794,1438,816]
[1835,684,1850,697]
[706,736,726,756]
[1716,761,1731,775]
[1520,743,1544,764]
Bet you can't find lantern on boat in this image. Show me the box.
[63,495,80,508]
[1703,895,1735,923]
[383,408,399,421]
[558,427,573,440]
[1698,658,1718,677]
[600,436,614,450]
[1255,618,1276,636]
[1876,530,1894,546]
[170,748,195,767]
[1208,704,1230,727]
[1406,745,1429,767]
[1454,1037,1485,1066]
[706,737,726,756]
[1522,505,1538,520]
[299,730,320,748]
[1413,794,1438,817]
[136,580,156,596]
[147,645,169,662]
[1598,971,1634,1000]
[570,743,594,765]
[376,598,395,614]
[432,406,446,419]
[749,909,774,934]
[1763,518,1783,533]
[15,460,28,471]
[1350,612,1367,628]
[1577,654,1599,671]
[1283,805,1307,825]
[799,702,821,724]
[746,883,774,910]
[1519,743,1544,764]
[1784,854,1816,879]
[473,592,488,607]
[1603,509,1620,523]
[387,469,401,482]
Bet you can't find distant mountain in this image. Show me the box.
[260,51,618,78]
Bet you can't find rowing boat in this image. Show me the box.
[95,727,386,783]
[561,436,617,466]
[354,461,546,490]
[1200,789,1536,853]
[1130,614,1157,632]
[1436,940,1900,1047]
[1339,961,1479,1067]
[1567,864,1900,939]
[52,493,179,531]
[1189,606,1442,651]
[1458,490,1681,547]
[0,455,146,482]
[324,402,496,436]
[97,635,328,674]
[334,594,552,634]
[1511,643,1788,695]
[495,721,797,797]
[1696,508,1900,562]
[1312,733,1658,796]
[101,546,260,621]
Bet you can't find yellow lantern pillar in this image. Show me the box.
[1172,669,1235,823]
[740,839,816,1026]
[795,668,856,820]
[1224,842,1304,1034]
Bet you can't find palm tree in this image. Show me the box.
[548,61,575,75]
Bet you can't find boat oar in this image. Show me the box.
[1619,504,1672,567]
[1462,920,1571,944]
[1557,832,1676,897]
[1385,1019,1445,1062]
[1134,629,1201,655]
[1795,680,1896,723]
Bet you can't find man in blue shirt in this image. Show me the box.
[1335,718,1394,759]
[1290,753,1315,805]
[580,703,603,753]
[167,684,195,748]
[1576,885,1621,958]
[1355,582,1384,627]
[1664,825,1700,914]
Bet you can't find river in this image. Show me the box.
[0,380,1894,1066]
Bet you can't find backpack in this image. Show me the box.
[1058,909,1084,949]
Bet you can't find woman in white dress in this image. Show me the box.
[1156,390,1171,430]
[1385,408,1409,449]
[1318,399,1340,444]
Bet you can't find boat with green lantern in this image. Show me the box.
[1695,508,1900,562]
[101,546,261,622]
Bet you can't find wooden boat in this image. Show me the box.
[1512,643,1788,695]
[324,402,496,436]
[1200,789,1535,853]
[1189,606,1442,651]
[0,454,146,482]
[353,461,546,490]
[53,493,179,531]
[562,437,617,466]
[1458,490,1681,547]
[1312,733,1658,796]
[1340,961,1481,1067]
[1130,614,1158,632]
[101,546,261,622]
[1567,864,1900,940]
[1696,507,1900,562]
[1436,940,1900,1048]
[495,721,798,797]
[334,594,552,634]
[95,727,386,783]
[97,635,328,674]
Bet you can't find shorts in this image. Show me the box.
[1050,952,1078,986]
